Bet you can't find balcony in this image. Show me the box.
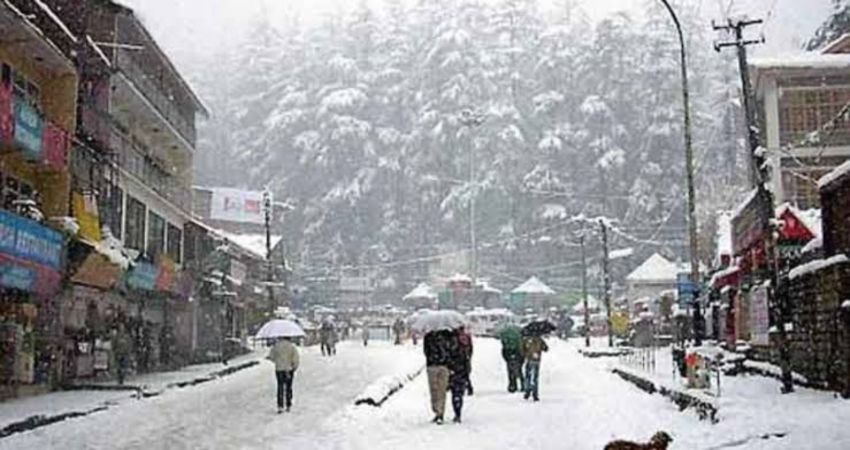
[113,49,197,150]
[110,126,192,212]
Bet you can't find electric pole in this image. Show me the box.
[263,190,276,311]
[714,18,794,393]
[580,229,590,348]
[600,219,613,348]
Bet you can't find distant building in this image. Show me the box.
[625,253,694,315]
[751,34,850,209]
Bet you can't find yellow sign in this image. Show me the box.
[611,312,630,337]
[72,192,101,242]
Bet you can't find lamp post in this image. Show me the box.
[458,109,485,290]
[659,0,702,345]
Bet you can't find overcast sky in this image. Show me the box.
[120,0,833,73]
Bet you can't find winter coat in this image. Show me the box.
[423,329,460,368]
[267,340,300,372]
[499,327,522,353]
[522,336,549,362]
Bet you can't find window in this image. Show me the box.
[102,185,123,238]
[166,223,182,263]
[779,87,850,147]
[10,66,40,109]
[124,196,146,251]
[147,211,165,258]
[0,173,34,211]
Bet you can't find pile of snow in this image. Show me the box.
[93,228,131,269]
[218,231,282,260]
[355,365,424,407]
[788,254,849,280]
[402,282,437,301]
[511,276,556,295]
[751,53,850,70]
[818,159,850,191]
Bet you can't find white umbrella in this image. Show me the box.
[256,319,306,339]
[410,310,467,333]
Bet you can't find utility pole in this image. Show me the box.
[659,0,702,346]
[715,18,794,393]
[459,109,484,290]
[263,190,276,311]
[600,219,613,348]
[579,229,590,348]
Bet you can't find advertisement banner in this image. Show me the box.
[0,209,63,270]
[13,96,43,160]
[126,261,158,291]
[749,285,770,346]
[43,122,69,170]
[72,192,102,243]
[209,188,266,224]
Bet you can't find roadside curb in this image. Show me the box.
[0,359,261,440]
[355,365,425,407]
[612,367,719,423]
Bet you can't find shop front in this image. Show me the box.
[0,209,64,399]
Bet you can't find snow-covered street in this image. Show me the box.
[6,338,850,449]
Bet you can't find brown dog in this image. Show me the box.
[604,431,673,450]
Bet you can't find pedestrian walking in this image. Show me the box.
[267,337,299,413]
[423,329,457,424]
[522,334,548,401]
[320,321,335,356]
[499,326,524,393]
[362,324,370,347]
[457,326,474,395]
[112,324,131,385]
[393,318,405,345]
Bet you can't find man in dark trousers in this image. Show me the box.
[267,337,300,413]
[499,326,524,393]
[423,329,461,424]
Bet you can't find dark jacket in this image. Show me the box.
[424,329,460,368]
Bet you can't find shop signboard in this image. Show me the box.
[749,284,770,346]
[0,210,63,294]
[126,261,158,291]
[13,95,43,160]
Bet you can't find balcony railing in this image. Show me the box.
[110,126,192,211]
[114,50,196,148]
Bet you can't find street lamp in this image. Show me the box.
[458,109,485,290]
[659,0,702,345]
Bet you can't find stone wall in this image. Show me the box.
[784,261,850,394]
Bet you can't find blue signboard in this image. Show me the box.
[0,210,63,270]
[13,97,43,160]
[0,263,36,291]
[126,261,158,291]
[677,273,700,306]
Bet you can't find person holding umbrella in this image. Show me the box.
[414,310,466,425]
[256,319,305,414]
[522,319,554,402]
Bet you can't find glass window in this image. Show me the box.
[779,87,850,147]
[147,211,166,258]
[124,196,146,251]
[166,223,182,263]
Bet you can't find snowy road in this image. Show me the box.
[0,341,421,450]
[4,338,849,449]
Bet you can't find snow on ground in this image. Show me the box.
[0,341,421,450]
[4,338,850,449]
[614,345,850,450]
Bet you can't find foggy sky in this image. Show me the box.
[120,0,832,78]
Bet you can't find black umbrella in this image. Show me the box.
[522,320,557,336]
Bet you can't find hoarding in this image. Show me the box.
[209,188,267,224]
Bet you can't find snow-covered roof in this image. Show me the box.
[466,308,513,317]
[732,188,759,221]
[448,273,472,284]
[402,282,437,301]
[789,254,849,280]
[750,53,850,71]
[219,231,283,260]
[476,280,502,295]
[818,159,850,191]
[511,276,556,295]
[801,236,823,254]
[626,253,683,282]
[709,265,740,287]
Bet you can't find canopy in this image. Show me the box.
[409,310,467,333]
[255,319,305,339]
[511,276,556,295]
[403,282,437,301]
